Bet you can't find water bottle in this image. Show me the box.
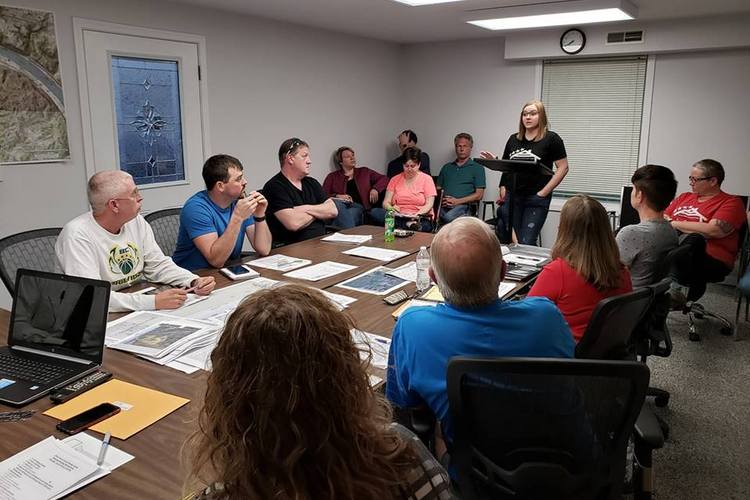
[416,246,431,292]
[384,209,395,242]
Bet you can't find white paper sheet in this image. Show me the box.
[319,290,358,310]
[342,246,409,262]
[351,329,391,370]
[245,254,312,271]
[283,261,357,281]
[385,261,417,282]
[321,233,373,244]
[498,282,517,299]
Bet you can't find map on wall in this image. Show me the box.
[0,5,70,164]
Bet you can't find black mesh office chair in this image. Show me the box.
[575,288,653,360]
[144,208,182,257]
[447,357,652,500]
[0,228,63,296]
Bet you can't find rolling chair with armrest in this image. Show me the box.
[0,228,63,296]
[144,208,182,257]
[447,357,658,500]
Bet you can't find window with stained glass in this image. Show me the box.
[111,56,185,185]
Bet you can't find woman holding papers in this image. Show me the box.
[528,195,632,342]
[378,147,437,232]
[185,284,452,499]
[480,99,569,245]
[323,146,389,228]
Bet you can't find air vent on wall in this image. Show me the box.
[606,30,644,44]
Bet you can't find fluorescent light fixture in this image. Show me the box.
[467,0,637,31]
[393,0,463,6]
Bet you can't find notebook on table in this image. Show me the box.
[0,269,110,406]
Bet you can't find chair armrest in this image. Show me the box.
[634,405,664,449]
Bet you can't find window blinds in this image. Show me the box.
[541,57,647,199]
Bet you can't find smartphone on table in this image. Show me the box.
[55,402,121,435]
[220,264,259,280]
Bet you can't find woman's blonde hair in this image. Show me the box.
[552,194,624,290]
[184,284,415,499]
[517,99,549,141]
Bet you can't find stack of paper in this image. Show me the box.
[351,329,391,369]
[283,261,356,281]
[342,246,409,262]
[0,433,133,499]
[245,254,311,271]
[321,233,373,244]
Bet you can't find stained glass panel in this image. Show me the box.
[111,56,185,185]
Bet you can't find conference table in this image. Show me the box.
[0,225,535,498]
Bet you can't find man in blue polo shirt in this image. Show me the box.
[386,217,573,447]
[436,132,486,224]
[173,154,272,270]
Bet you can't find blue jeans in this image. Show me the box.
[440,204,471,224]
[369,207,386,226]
[332,199,364,229]
[495,192,551,245]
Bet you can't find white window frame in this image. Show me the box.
[72,18,211,187]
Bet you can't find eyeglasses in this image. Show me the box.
[285,139,303,158]
[688,176,712,183]
[112,187,142,202]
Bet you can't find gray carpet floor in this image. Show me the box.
[647,282,750,499]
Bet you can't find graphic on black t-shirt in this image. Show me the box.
[507,148,541,162]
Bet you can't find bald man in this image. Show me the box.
[386,217,573,445]
[56,171,215,312]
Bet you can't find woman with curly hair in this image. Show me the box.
[184,284,452,499]
[528,194,632,342]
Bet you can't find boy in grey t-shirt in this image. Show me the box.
[616,165,678,287]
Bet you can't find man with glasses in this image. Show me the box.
[263,138,338,245]
[57,171,215,312]
[173,154,272,271]
[665,159,746,304]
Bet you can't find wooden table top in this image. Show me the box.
[0,226,436,499]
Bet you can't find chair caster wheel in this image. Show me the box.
[655,395,670,407]
[720,326,733,336]
[689,328,701,342]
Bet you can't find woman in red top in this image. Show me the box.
[528,194,632,342]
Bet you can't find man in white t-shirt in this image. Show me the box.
[56,171,215,312]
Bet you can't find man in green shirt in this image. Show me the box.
[436,132,486,223]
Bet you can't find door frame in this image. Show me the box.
[72,18,211,184]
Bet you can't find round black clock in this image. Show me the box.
[560,28,586,55]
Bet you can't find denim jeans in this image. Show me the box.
[495,192,551,245]
[670,233,732,301]
[369,207,386,226]
[332,198,364,229]
[439,204,471,224]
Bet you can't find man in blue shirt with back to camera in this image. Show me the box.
[386,217,574,450]
[173,154,272,271]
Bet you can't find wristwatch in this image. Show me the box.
[255,215,266,222]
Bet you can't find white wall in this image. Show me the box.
[0,0,403,308]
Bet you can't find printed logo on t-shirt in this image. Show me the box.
[108,243,141,276]
[508,148,541,161]
[671,205,706,223]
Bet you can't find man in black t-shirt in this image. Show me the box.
[263,138,338,246]
[386,129,431,178]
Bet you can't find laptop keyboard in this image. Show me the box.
[0,352,74,385]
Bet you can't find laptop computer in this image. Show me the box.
[0,269,110,406]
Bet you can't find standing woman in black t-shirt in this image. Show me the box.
[480,99,569,245]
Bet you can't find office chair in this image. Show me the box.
[575,288,653,360]
[0,228,63,296]
[447,357,655,500]
[431,187,443,233]
[144,208,182,257]
[735,231,750,326]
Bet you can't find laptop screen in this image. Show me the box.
[9,270,111,363]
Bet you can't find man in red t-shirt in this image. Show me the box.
[665,159,746,301]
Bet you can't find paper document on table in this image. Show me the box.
[109,317,217,359]
[386,261,417,282]
[504,253,548,267]
[351,329,390,370]
[169,278,280,322]
[342,246,409,262]
[320,289,358,309]
[0,436,100,500]
[283,261,356,281]
[106,311,188,346]
[53,433,134,499]
[246,254,312,271]
[44,379,189,440]
[420,285,444,302]
[336,267,408,295]
[321,233,373,244]
[392,299,439,319]
[498,282,517,299]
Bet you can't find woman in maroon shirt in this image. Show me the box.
[528,194,632,342]
[323,146,389,228]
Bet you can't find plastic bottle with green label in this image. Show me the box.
[384,209,395,242]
